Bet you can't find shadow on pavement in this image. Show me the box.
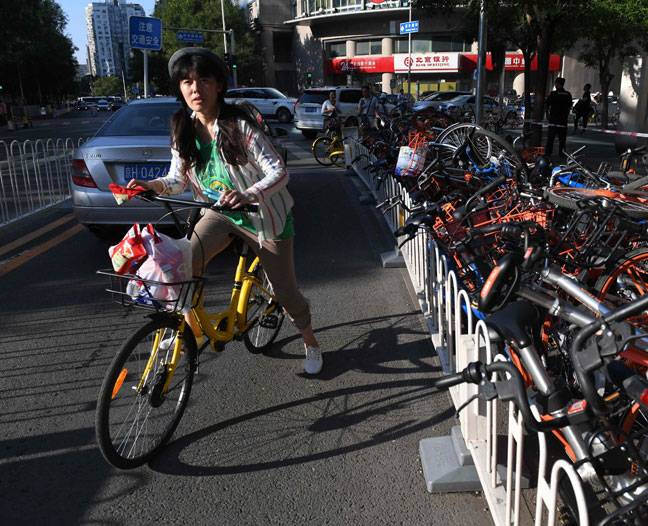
[0,428,146,525]
[264,311,440,380]
[150,379,453,477]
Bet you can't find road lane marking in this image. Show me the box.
[0,223,84,277]
[0,214,76,258]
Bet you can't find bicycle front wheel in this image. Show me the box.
[95,317,197,469]
[243,267,285,354]
[312,136,334,166]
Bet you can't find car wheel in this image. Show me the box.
[276,107,292,123]
[301,130,317,140]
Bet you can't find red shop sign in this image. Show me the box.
[461,53,561,72]
[329,56,394,74]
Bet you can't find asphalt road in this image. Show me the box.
[0,130,491,525]
[0,110,112,144]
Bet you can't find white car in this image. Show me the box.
[224,87,296,123]
[96,99,111,111]
[294,86,365,139]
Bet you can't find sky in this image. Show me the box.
[58,0,157,64]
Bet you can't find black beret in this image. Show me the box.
[167,47,226,78]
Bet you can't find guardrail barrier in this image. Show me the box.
[0,137,81,226]
[348,135,588,526]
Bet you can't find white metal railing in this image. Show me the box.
[0,137,79,226]
[348,136,589,525]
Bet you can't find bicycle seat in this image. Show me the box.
[486,301,541,349]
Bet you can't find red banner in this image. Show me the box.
[461,53,561,72]
[329,56,394,74]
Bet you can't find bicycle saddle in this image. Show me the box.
[486,301,541,349]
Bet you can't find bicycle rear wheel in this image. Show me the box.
[95,316,197,469]
[312,137,334,166]
[545,187,648,218]
[243,267,285,354]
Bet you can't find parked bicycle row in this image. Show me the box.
[350,121,648,525]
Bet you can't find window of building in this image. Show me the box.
[356,39,382,56]
[432,36,465,52]
[333,0,363,9]
[327,42,346,58]
[273,32,293,63]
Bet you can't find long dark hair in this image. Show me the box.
[170,53,255,171]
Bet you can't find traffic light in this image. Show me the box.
[231,55,237,70]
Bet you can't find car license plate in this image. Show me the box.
[123,163,169,181]
[304,107,316,113]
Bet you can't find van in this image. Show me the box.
[294,87,363,139]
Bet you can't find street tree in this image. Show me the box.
[138,0,262,91]
[91,76,123,97]
[576,0,648,128]
[0,0,77,103]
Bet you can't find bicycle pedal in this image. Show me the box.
[259,314,279,329]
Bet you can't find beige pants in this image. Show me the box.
[192,210,311,330]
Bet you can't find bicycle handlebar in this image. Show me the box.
[139,191,260,214]
[432,360,572,433]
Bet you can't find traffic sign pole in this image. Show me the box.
[143,50,149,98]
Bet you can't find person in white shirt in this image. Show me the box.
[321,90,338,135]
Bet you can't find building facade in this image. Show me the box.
[244,0,558,96]
[86,0,145,78]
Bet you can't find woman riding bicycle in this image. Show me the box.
[126,47,323,375]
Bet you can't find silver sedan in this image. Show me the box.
[71,97,189,236]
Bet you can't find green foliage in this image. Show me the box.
[91,76,123,97]
[576,0,648,127]
[0,0,77,102]
[137,0,262,92]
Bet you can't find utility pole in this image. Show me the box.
[221,0,228,54]
[475,0,487,124]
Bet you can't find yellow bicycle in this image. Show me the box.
[312,116,345,167]
[95,194,284,469]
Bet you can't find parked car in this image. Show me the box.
[412,91,471,113]
[294,86,364,139]
[96,99,111,111]
[109,97,125,111]
[224,87,296,123]
[436,94,516,121]
[71,97,289,238]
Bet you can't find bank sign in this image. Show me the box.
[394,52,460,73]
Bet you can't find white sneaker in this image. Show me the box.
[304,346,323,375]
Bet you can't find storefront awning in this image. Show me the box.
[393,52,461,73]
[460,52,561,72]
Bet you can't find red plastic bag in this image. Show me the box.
[108,183,147,205]
[108,224,153,275]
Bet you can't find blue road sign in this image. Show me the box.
[129,16,162,51]
[399,20,419,35]
[176,31,204,44]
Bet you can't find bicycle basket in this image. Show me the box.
[97,269,204,313]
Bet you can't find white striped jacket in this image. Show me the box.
[157,117,293,243]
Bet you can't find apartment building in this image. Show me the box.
[86,0,145,78]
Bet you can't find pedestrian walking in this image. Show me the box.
[358,85,380,129]
[544,77,572,157]
[126,47,324,375]
[573,83,593,134]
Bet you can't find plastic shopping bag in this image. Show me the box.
[127,226,193,310]
[394,132,429,178]
[108,224,149,274]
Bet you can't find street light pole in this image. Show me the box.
[143,50,149,98]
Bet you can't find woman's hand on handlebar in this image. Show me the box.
[126,178,164,194]
[219,189,254,210]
